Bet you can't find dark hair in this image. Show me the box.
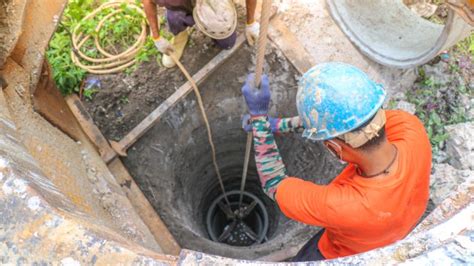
[357,126,386,152]
[347,114,387,152]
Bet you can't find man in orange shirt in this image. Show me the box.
[241,62,432,261]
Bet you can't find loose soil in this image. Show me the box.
[84,9,247,141]
[83,30,221,141]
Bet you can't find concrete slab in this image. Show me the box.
[2,58,162,253]
[276,0,417,99]
[8,0,68,95]
[0,0,28,68]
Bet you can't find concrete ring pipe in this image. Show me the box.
[327,0,473,68]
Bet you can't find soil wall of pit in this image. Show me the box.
[124,44,344,259]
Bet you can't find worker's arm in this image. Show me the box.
[251,116,332,226]
[143,0,174,54]
[242,74,288,199]
[275,177,333,227]
[274,116,304,133]
[245,0,259,46]
[243,115,304,134]
[242,74,332,226]
[246,0,257,24]
[251,116,288,198]
[143,0,160,38]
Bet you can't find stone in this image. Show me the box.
[422,61,451,85]
[429,163,473,205]
[468,109,474,120]
[445,122,474,170]
[433,150,449,164]
[396,100,417,115]
[392,91,407,101]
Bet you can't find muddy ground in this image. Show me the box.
[84,9,247,141]
[83,30,221,141]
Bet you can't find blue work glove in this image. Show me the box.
[241,73,271,116]
[242,114,279,133]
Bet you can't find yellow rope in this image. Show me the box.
[254,0,273,86]
[170,54,232,207]
[71,1,147,74]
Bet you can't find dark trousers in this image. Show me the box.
[291,229,326,262]
[166,9,237,49]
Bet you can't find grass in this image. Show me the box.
[47,0,169,97]
[452,34,474,58]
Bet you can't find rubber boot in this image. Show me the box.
[162,30,189,68]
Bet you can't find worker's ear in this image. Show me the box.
[331,138,360,161]
[331,138,350,150]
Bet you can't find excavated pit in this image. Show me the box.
[123,45,344,259]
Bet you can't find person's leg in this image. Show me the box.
[166,9,195,35]
[291,229,326,262]
[213,31,237,49]
[162,9,194,68]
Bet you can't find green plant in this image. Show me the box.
[46,0,96,95]
[407,65,472,154]
[387,99,398,110]
[47,31,87,95]
[454,34,474,58]
[47,0,168,96]
[120,95,129,104]
[83,87,98,100]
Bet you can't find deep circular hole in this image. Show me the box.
[125,45,344,258]
[206,190,269,246]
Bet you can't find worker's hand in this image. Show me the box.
[245,21,260,46]
[242,114,278,133]
[154,36,174,55]
[242,73,271,116]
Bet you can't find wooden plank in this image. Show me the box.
[108,158,181,256]
[107,34,247,162]
[268,14,315,74]
[65,93,181,255]
[33,61,83,141]
[65,94,116,161]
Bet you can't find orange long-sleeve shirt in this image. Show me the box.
[275,110,432,259]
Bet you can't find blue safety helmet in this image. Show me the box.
[296,62,386,141]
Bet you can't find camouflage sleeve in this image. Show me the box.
[274,116,304,134]
[251,116,288,200]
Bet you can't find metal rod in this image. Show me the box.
[238,132,252,207]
